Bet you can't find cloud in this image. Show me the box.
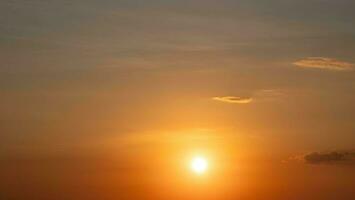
[212,96,253,104]
[254,89,286,101]
[293,57,354,71]
[304,151,355,164]
[287,150,355,165]
[212,89,286,104]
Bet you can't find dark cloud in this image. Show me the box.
[303,151,355,165]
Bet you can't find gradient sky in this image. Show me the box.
[1,0,355,200]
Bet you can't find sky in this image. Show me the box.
[1,0,355,199]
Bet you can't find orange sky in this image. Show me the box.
[0,0,355,199]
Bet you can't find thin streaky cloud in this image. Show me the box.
[286,150,355,166]
[304,151,355,165]
[212,96,253,104]
[293,57,354,71]
[212,89,286,104]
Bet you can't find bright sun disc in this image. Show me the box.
[191,156,208,174]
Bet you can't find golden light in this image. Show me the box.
[191,156,208,174]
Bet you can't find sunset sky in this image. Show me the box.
[1,0,355,200]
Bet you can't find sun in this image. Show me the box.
[191,156,208,174]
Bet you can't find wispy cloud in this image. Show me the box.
[293,57,354,71]
[287,150,355,166]
[304,151,355,165]
[212,89,286,104]
[254,89,286,100]
[212,96,253,104]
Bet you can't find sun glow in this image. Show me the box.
[191,156,208,174]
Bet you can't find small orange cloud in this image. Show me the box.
[212,96,253,104]
[293,57,354,71]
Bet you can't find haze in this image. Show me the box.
[1,0,355,200]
